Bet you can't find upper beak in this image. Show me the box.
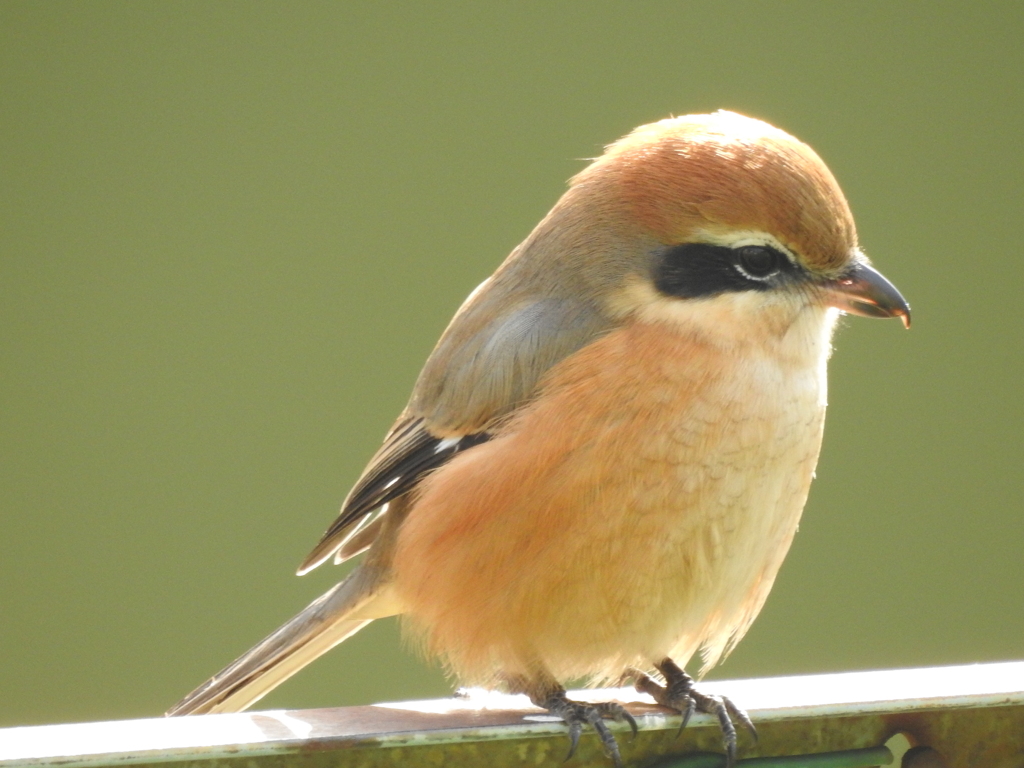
[822,262,911,329]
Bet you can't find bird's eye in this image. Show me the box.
[735,246,781,280]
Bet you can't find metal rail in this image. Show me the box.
[2,661,1022,768]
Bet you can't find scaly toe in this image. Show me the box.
[692,693,737,767]
[722,694,758,742]
[633,660,755,768]
[595,701,638,738]
[542,693,630,767]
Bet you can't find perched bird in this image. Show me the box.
[168,111,909,767]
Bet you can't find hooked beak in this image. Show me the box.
[822,262,911,328]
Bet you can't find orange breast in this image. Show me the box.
[392,320,825,686]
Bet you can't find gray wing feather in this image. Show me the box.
[411,295,610,432]
[298,294,611,574]
[301,207,626,572]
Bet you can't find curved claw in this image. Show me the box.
[542,692,629,768]
[632,659,756,766]
[596,702,638,739]
[723,695,757,743]
[564,718,583,761]
[622,709,639,739]
[705,695,738,768]
[589,716,623,767]
[674,695,696,738]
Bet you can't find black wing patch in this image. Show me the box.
[298,417,489,574]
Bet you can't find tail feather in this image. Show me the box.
[167,564,397,716]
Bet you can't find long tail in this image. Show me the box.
[167,562,398,715]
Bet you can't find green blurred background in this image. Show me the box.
[2,1,1022,728]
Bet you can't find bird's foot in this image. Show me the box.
[538,690,637,768]
[631,658,755,768]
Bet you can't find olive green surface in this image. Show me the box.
[2,1,1021,728]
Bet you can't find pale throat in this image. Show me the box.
[609,278,839,408]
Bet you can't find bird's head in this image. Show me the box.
[409,111,909,432]
[563,111,910,347]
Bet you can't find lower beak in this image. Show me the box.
[822,262,911,328]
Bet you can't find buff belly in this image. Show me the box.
[392,318,829,685]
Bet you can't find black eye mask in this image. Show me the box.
[654,242,798,299]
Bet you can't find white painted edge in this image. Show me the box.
[1,660,1022,766]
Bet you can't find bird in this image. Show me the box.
[167,111,910,767]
